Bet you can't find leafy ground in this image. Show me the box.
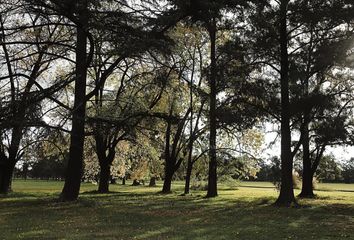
[0,180,353,240]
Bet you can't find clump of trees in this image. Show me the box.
[1,0,354,207]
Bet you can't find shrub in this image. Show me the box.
[273,171,301,191]
[292,172,301,189]
[312,176,319,190]
[190,179,208,191]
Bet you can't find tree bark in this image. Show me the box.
[299,169,315,198]
[149,177,157,187]
[184,160,193,195]
[162,108,174,193]
[0,140,20,194]
[299,25,315,198]
[122,176,126,185]
[98,164,110,193]
[299,118,315,198]
[0,162,15,194]
[60,0,88,201]
[162,170,173,193]
[207,18,218,198]
[275,0,297,207]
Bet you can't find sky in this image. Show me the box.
[262,123,354,163]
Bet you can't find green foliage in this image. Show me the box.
[317,155,343,182]
[342,158,354,183]
[218,156,258,181]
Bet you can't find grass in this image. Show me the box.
[0,180,353,240]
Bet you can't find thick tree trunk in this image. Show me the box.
[0,162,15,194]
[207,19,218,198]
[98,164,110,193]
[60,0,88,202]
[162,172,173,193]
[162,162,174,193]
[275,0,296,207]
[299,170,315,198]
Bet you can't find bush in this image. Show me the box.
[273,171,301,191]
[292,172,301,189]
[312,176,319,190]
[219,175,240,190]
[190,179,208,191]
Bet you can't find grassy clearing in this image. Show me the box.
[0,180,353,240]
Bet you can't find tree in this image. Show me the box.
[316,155,343,183]
[60,0,90,201]
[0,1,73,194]
[89,59,168,193]
[161,100,191,193]
[246,0,354,205]
[168,0,255,198]
[342,158,354,183]
[283,1,354,198]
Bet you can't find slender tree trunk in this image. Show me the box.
[185,55,194,195]
[122,176,126,185]
[98,163,110,193]
[275,0,297,207]
[162,109,174,194]
[207,19,218,198]
[184,161,193,195]
[60,0,88,201]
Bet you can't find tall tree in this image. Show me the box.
[292,1,354,198]
[60,0,89,201]
[169,0,253,198]
[274,0,296,206]
[249,0,354,205]
[0,1,73,194]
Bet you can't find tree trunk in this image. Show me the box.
[60,0,88,202]
[122,176,126,185]
[207,19,218,198]
[149,177,157,187]
[299,120,315,198]
[275,0,297,207]
[299,170,315,198]
[98,164,110,193]
[0,162,15,194]
[162,167,173,193]
[132,179,141,186]
[184,161,193,195]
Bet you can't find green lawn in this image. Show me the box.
[0,180,353,240]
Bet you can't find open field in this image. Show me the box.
[0,180,353,240]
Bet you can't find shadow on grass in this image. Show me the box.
[238,185,275,189]
[80,190,124,195]
[1,187,353,240]
[0,191,58,200]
